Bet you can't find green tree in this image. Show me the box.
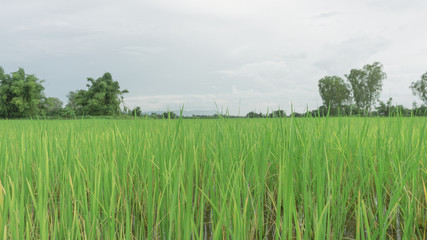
[67,73,128,116]
[410,72,427,105]
[162,111,177,119]
[0,67,45,118]
[375,98,394,116]
[150,112,160,119]
[318,76,350,115]
[345,62,386,114]
[39,97,63,116]
[130,106,142,117]
[66,90,87,115]
[268,110,285,118]
[246,111,264,118]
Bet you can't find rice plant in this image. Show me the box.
[0,117,425,239]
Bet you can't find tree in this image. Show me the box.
[318,76,350,115]
[66,90,87,115]
[39,97,63,116]
[162,111,177,119]
[65,91,78,110]
[150,112,160,119]
[66,73,128,116]
[345,62,386,114]
[410,72,427,105]
[268,110,285,118]
[376,97,394,116]
[0,67,45,118]
[246,111,264,118]
[130,106,142,117]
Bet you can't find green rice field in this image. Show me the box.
[0,117,426,239]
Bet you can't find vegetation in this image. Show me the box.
[0,64,426,118]
[129,106,143,117]
[246,111,264,118]
[318,76,351,115]
[0,67,129,118]
[346,62,387,114]
[39,97,64,117]
[410,72,427,105]
[0,67,45,118]
[316,62,388,116]
[0,63,426,238]
[0,117,425,239]
[66,73,128,116]
[162,111,177,119]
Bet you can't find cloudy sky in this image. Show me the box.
[1,0,426,114]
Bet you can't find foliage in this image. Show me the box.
[375,98,393,116]
[129,106,142,117]
[246,111,264,118]
[65,91,81,112]
[0,67,45,118]
[39,97,63,116]
[149,112,160,119]
[345,62,386,114]
[413,105,427,116]
[268,109,285,118]
[410,72,427,105]
[162,111,177,119]
[318,76,351,114]
[66,73,128,116]
[0,118,425,239]
[374,98,412,116]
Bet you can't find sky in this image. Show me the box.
[1,0,427,115]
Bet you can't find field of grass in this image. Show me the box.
[0,117,426,239]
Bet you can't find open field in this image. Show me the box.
[0,117,426,239]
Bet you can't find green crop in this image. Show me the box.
[0,117,425,239]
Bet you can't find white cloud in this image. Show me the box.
[315,37,390,75]
[218,60,291,85]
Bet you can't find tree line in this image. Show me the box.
[0,64,427,119]
[0,67,128,118]
[315,62,427,116]
[247,63,427,118]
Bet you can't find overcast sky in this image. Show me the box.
[1,0,426,114]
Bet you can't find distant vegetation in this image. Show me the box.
[0,63,427,119]
[249,62,427,118]
[66,72,128,116]
[0,68,45,118]
[0,67,128,119]
[315,62,427,117]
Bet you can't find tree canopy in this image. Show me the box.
[39,97,63,116]
[410,72,427,105]
[0,67,45,118]
[130,106,142,117]
[318,76,350,114]
[246,111,264,118]
[269,110,285,118]
[345,62,386,114]
[67,73,128,116]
